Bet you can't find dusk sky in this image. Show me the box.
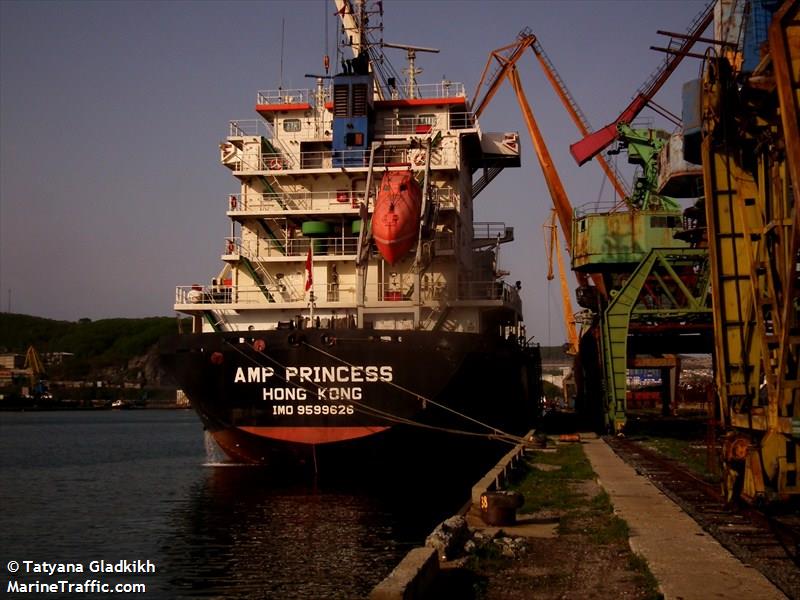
[0,0,709,345]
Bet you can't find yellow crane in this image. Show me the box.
[543,210,578,355]
[23,345,47,398]
[23,345,45,385]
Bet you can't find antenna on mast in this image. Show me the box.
[279,17,286,90]
[382,42,439,98]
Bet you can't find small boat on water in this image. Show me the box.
[372,170,422,265]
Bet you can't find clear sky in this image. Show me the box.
[0,0,709,344]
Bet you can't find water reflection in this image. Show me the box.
[163,465,422,599]
[0,412,485,599]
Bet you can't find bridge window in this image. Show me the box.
[283,119,301,132]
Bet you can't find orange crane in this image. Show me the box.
[472,29,608,297]
[543,210,578,354]
[473,29,628,207]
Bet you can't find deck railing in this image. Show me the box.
[380,112,475,135]
[231,147,457,173]
[400,81,466,99]
[255,82,465,107]
[473,222,510,239]
[177,279,519,308]
[224,236,358,258]
[225,186,458,213]
[256,88,314,105]
[227,191,364,212]
[176,283,352,306]
[228,119,272,137]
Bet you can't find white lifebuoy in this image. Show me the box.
[226,240,235,254]
[413,150,426,166]
[229,195,237,209]
[268,158,282,170]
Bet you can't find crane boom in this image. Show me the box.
[24,345,45,388]
[474,32,612,295]
[333,0,362,57]
[544,210,579,354]
[530,40,628,200]
[569,0,715,165]
[506,67,574,249]
[473,31,627,203]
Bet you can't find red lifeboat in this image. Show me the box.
[371,171,422,265]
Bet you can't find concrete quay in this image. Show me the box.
[369,435,787,599]
[369,434,534,600]
[583,437,786,600]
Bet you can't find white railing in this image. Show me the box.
[258,152,297,170]
[256,88,313,105]
[226,186,457,213]
[362,279,519,306]
[224,236,358,258]
[473,222,509,240]
[256,82,464,107]
[457,280,519,304]
[233,147,457,172]
[224,152,297,172]
[175,278,519,309]
[227,191,364,212]
[402,81,466,99]
[175,283,355,306]
[228,119,272,137]
[380,112,475,135]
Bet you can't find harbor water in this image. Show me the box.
[0,410,466,598]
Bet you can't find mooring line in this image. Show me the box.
[219,337,525,445]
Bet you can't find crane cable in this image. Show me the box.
[303,339,526,444]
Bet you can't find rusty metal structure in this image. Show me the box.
[570,1,717,166]
[474,25,714,432]
[701,0,800,501]
[471,0,799,503]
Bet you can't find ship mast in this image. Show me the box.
[381,43,439,99]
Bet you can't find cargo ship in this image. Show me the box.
[161,0,542,468]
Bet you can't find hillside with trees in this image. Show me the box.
[0,313,185,388]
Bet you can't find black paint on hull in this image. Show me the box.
[161,328,542,468]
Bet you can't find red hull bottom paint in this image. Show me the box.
[239,426,389,444]
[209,426,391,465]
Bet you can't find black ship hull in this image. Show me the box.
[161,328,541,470]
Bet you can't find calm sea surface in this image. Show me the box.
[0,411,465,599]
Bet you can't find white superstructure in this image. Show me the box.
[175,13,523,337]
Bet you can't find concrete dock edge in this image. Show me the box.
[368,547,439,600]
[369,430,534,599]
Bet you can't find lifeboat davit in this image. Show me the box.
[371,171,422,265]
